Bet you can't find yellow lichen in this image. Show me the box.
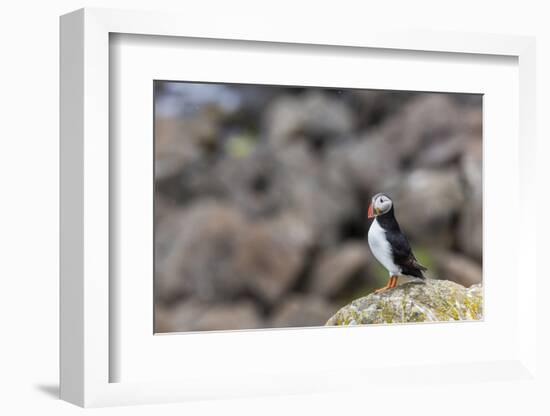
[326,279,483,326]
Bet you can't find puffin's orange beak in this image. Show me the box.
[367,202,374,219]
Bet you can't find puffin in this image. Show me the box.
[367,193,427,292]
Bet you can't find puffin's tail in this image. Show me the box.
[408,259,427,279]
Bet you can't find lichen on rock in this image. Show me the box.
[325,278,482,326]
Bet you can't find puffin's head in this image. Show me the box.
[368,193,393,218]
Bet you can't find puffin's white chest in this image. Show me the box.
[368,219,400,275]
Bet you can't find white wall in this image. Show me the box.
[1,1,548,414]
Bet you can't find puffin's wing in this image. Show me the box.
[386,231,427,277]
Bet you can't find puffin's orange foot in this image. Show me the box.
[374,276,398,293]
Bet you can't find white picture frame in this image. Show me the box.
[60,7,538,408]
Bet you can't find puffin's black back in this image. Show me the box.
[376,207,426,278]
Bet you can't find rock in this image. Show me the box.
[458,139,483,261]
[236,214,313,303]
[326,279,482,325]
[155,199,314,305]
[217,144,359,244]
[217,149,290,218]
[412,134,468,168]
[154,113,222,182]
[154,305,173,333]
[165,300,263,332]
[333,133,401,194]
[281,143,359,246]
[155,194,174,223]
[333,94,481,194]
[270,295,335,328]
[154,208,193,301]
[155,201,248,303]
[155,203,184,256]
[382,168,465,248]
[377,94,466,160]
[309,243,370,297]
[434,251,482,287]
[154,118,200,182]
[264,91,354,149]
[349,90,415,129]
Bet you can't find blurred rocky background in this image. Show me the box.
[154,81,482,333]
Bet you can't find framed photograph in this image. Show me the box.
[152,81,483,334]
[60,8,538,408]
